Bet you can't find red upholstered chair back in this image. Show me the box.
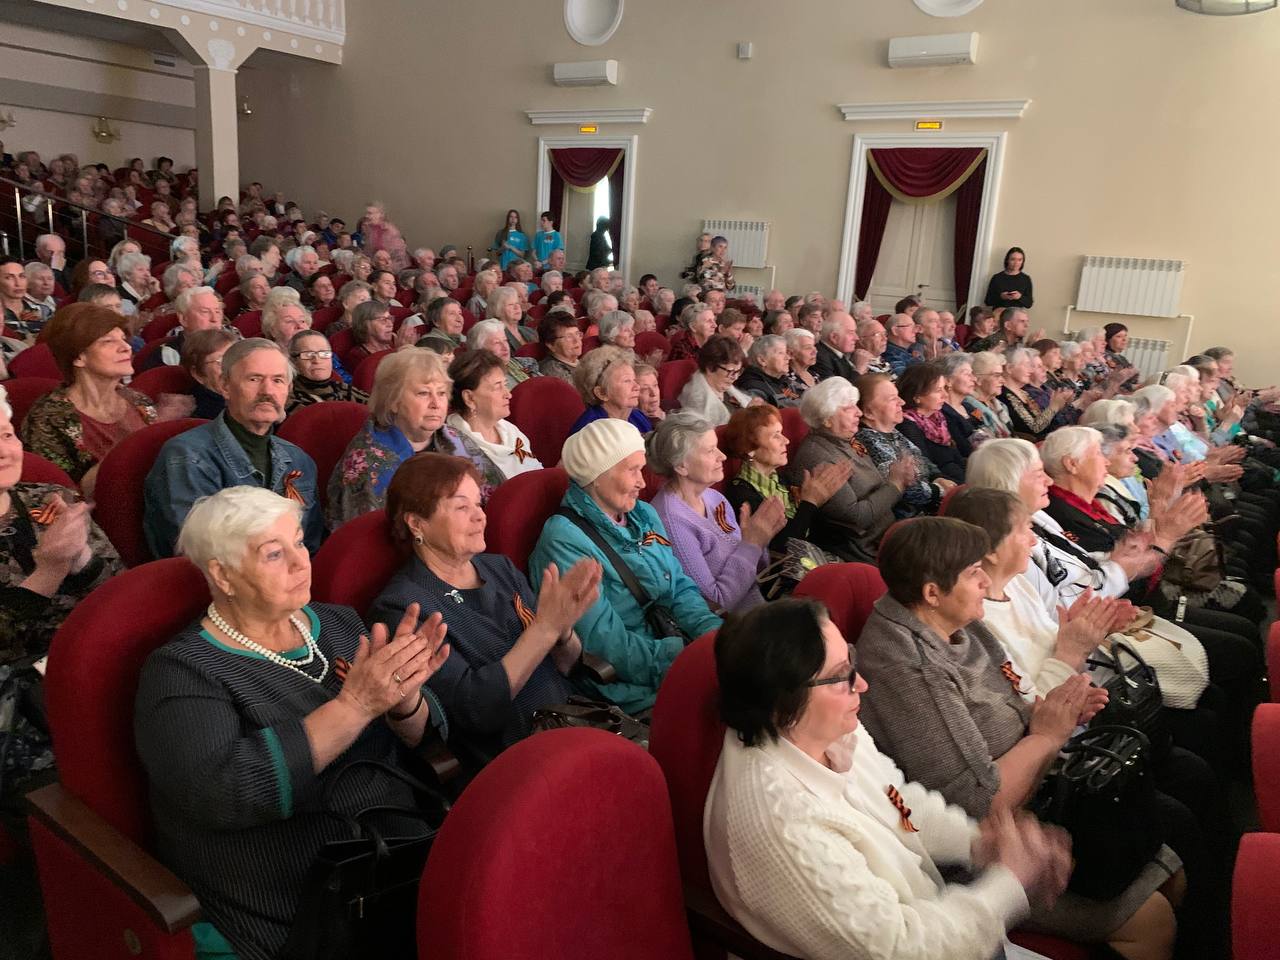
[21,451,75,488]
[581,335,601,353]
[232,311,263,338]
[311,304,343,333]
[483,467,569,574]
[649,633,723,892]
[792,563,888,645]
[139,313,177,343]
[515,341,546,360]
[640,465,664,503]
[352,349,393,394]
[9,343,61,380]
[328,327,358,370]
[214,270,238,293]
[311,509,405,618]
[4,376,60,427]
[508,377,583,468]
[132,337,174,373]
[1233,833,1280,960]
[1253,704,1280,832]
[779,406,810,450]
[1268,620,1280,702]
[658,358,697,411]
[277,401,369,509]
[222,288,244,316]
[130,364,196,402]
[634,331,671,362]
[418,728,695,960]
[44,558,210,842]
[93,418,207,567]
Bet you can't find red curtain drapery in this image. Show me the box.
[607,154,624,265]
[853,147,988,308]
[549,148,624,189]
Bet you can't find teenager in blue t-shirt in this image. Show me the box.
[532,210,564,267]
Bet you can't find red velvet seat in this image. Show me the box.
[581,335,601,353]
[508,376,583,468]
[483,467,569,575]
[21,451,75,488]
[515,341,546,361]
[132,337,175,373]
[352,349,393,394]
[138,291,168,313]
[214,270,238,294]
[634,331,671,362]
[418,728,696,960]
[328,328,358,370]
[139,313,178,343]
[1253,704,1280,832]
[9,343,61,380]
[395,288,415,307]
[93,418,207,567]
[528,303,548,322]
[311,509,404,617]
[4,375,61,427]
[277,400,369,509]
[27,557,210,960]
[1268,620,1280,701]
[791,562,887,644]
[222,288,244,317]
[388,306,412,323]
[460,308,480,333]
[232,310,263,338]
[779,406,810,451]
[658,358,697,411]
[1233,832,1280,960]
[311,304,342,332]
[130,364,196,402]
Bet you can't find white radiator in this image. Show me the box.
[702,219,771,269]
[733,283,764,305]
[1076,256,1186,318]
[1123,337,1171,382]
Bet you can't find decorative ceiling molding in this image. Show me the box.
[837,99,1030,121]
[912,0,985,16]
[525,107,652,125]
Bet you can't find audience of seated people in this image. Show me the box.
[4,157,1280,960]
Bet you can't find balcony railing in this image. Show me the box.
[164,0,345,45]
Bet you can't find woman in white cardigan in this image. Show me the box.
[705,598,1073,960]
[678,334,756,427]
[445,348,543,479]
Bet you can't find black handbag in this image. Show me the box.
[555,508,695,645]
[1030,724,1163,901]
[531,694,650,748]
[281,758,449,960]
[1086,638,1170,758]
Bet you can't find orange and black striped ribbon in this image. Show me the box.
[334,657,351,683]
[850,439,868,457]
[713,501,736,534]
[1000,660,1025,695]
[28,501,61,525]
[513,593,537,629]
[513,437,530,464]
[886,785,919,833]
[641,531,672,548]
[282,470,306,505]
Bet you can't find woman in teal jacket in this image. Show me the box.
[530,418,722,714]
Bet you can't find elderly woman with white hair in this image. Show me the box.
[597,309,636,350]
[466,318,540,390]
[467,268,500,318]
[486,285,536,352]
[539,269,563,298]
[259,286,312,350]
[964,351,1014,441]
[135,486,450,960]
[327,348,504,529]
[620,286,656,334]
[781,327,818,397]
[668,300,717,362]
[570,344,650,434]
[530,418,723,714]
[647,412,786,613]
[785,377,916,562]
[737,334,801,408]
[998,347,1073,440]
[115,251,159,310]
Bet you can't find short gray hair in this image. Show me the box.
[583,289,617,320]
[221,337,294,385]
[749,334,786,364]
[820,312,852,341]
[23,261,52,281]
[1076,326,1104,342]
[965,438,1040,494]
[856,318,884,339]
[1040,426,1102,480]
[678,302,710,330]
[1080,398,1135,428]
[540,270,562,292]
[1130,384,1175,418]
[1059,341,1083,361]
[969,350,1006,377]
[486,285,519,320]
[644,411,715,477]
[466,318,506,351]
[261,286,309,341]
[1096,423,1131,456]
[117,251,151,278]
[799,376,860,428]
[1005,346,1038,369]
[938,351,973,377]
[162,262,202,300]
[285,244,317,269]
[177,486,302,573]
[783,328,815,352]
[598,310,634,344]
[175,285,217,317]
[369,347,451,429]
[170,235,199,261]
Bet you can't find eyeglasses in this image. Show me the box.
[555,330,583,341]
[715,365,743,379]
[807,646,858,691]
[292,350,332,360]
[89,269,112,279]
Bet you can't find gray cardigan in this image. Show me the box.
[855,594,1033,819]
[781,427,903,562]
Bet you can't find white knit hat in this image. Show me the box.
[561,418,646,486]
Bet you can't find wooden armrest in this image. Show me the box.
[576,651,618,686]
[26,782,201,934]
[684,882,800,960]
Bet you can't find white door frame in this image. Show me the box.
[536,134,638,284]
[835,132,1007,311]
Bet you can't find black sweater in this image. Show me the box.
[983,271,1034,309]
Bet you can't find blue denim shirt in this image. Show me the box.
[143,412,323,559]
[881,340,923,377]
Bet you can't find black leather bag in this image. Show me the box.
[1087,638,1170,758]
[531,694,650,748]
[281,759,449,960]
[1030,724,1163,901]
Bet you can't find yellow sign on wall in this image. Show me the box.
[579,124,599,134]
[915,120,943,131]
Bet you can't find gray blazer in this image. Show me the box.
[782,427,902,561]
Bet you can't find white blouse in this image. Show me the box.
[982,574,1079,699]
[704,726,1031,960]
[677,371,752,427]
[445,414,544,479]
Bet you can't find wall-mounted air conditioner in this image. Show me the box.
[887,32,979,68]
[552,59,619,86]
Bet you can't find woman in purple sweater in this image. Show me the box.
[645,412,786,614]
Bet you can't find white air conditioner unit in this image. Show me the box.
[552,59,619,87]
[887,32,978,68]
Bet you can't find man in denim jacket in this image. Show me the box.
[144,338,323,558]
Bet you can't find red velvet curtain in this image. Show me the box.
[607,154,624,265]
[853,147,987,308]
[549,148,624,187]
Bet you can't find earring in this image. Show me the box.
[413,534,424,545]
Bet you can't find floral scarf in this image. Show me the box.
[901,409,953,448]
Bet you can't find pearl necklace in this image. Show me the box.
[207,603,329,683]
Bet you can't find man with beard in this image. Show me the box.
[143,338,323,558]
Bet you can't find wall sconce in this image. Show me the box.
[238,96,254,117]
[0,108,16,132]
[91,116,121,143]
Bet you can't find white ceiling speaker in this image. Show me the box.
[553,60,619,86]
[912,0,985,16]
[1175,0,1275,12]
[564,0,624,46]
[887,32,978,68]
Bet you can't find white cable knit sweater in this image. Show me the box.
[704,726,1030,960]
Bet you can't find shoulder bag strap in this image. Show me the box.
[1032,521,1104,574]
[556,508,656,612]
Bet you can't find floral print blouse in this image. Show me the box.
[21,386,157,482]
[853,426,942,517]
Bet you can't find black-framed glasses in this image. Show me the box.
[807,646,857,691]
[292,350,332,361]
[715,365,743,379]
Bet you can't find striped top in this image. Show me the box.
[134,602,445,960]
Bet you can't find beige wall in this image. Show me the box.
[236,0,1280,382]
